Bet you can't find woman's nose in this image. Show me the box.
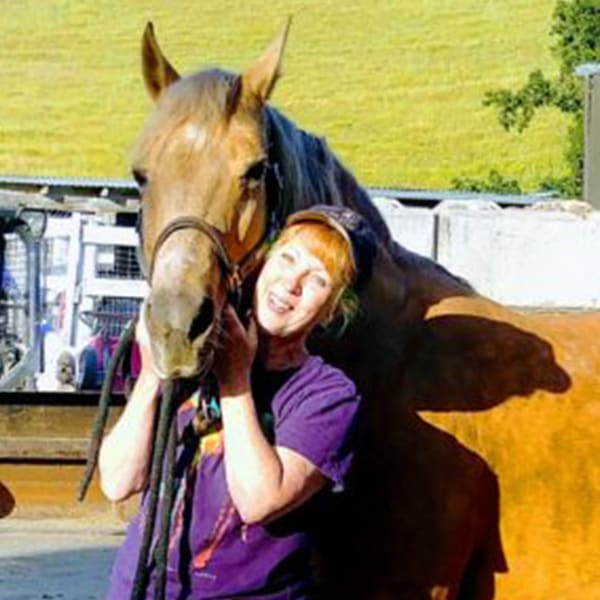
[282,268,303,294]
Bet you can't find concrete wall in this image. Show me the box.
[372,197,600,310]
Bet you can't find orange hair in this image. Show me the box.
[272,222,357,320]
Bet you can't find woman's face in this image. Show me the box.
[254,238,335,338]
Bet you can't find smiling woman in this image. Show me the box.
[255,221,355,339]
[99,205,377,600]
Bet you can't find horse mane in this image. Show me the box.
[135,66,471,293]
[266,106,473,292]
[266,107,388,236]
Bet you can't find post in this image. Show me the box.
[16,210,47,388]
[576,63,600,209]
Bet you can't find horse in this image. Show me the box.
[133,22,600,600]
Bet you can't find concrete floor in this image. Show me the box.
[0,518,124,600]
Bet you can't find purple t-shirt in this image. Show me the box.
[107,355,361,600]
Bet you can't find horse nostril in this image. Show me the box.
[188,297,215,342]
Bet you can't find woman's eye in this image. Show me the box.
[279,251,295,264]
[132,168,148,189]
[310,274,329,289]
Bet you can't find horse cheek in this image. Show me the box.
[237,197,257,244]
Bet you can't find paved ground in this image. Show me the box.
[0,518,125,600]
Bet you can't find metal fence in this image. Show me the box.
[0,176,597,390]
[0,232,28,377]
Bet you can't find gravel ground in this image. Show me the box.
[0,518,125,600]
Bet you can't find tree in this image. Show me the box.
[454,0,600,197]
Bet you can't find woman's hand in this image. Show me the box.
[136,301,161,382]
[98,303,161,502]
[213,304,258,396]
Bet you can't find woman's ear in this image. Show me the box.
[317,294,341,329]
[319,286,359,335]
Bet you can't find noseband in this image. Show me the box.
[137,110,285,307]
[145,214,269,307]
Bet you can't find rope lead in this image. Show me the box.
[78,319,137,502]
[131,379,176,600]
[78,319,180,600]
[152,407,179,600]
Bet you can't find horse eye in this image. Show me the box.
[243,159,267,183]
[132,168,148,189]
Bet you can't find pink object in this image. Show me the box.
[79,335,141,392]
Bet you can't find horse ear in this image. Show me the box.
[141,22,181,101]
[241,19,291,106]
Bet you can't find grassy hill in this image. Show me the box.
[0,0,567,191]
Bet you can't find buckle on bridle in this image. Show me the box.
[228,267,242,291]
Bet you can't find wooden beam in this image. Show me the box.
[0,403,123,461]
[0,437,89,460]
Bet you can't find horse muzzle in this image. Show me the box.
[143,291,218,379]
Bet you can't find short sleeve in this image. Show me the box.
[272,357,362,491]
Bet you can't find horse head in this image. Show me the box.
[134,22,289,378]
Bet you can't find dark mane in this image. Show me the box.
[266,105,474,292]
[266,107,390,239]
[135,64,471,293]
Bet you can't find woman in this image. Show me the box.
[100,205,377,599]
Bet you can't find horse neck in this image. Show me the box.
[364,241,475,346]
[311,238,477,396]
[391,241,476,310]
[266,106,494,369]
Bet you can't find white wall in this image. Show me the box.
[43,200,600,332]
[372,197,600,310]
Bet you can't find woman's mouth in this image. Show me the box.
[267,291,293,314]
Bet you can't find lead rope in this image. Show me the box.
[78,319,137,501]
[152,396,178,600]
[130,378,177,600]
[77,320,180,600]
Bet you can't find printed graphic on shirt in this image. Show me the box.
[172,386,276,572]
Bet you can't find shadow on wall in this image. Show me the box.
[404,315,572,412]
[0,480,15,518]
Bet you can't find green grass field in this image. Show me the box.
[0,0,568,191]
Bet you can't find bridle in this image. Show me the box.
[140,201,279,309]
[137,113,285,309]
[144,216,257,309]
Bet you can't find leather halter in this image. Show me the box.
[149,217,234,282]
[136,110,285,305]
[147,213,271,307]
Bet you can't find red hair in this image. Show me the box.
[272,222,357,319]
